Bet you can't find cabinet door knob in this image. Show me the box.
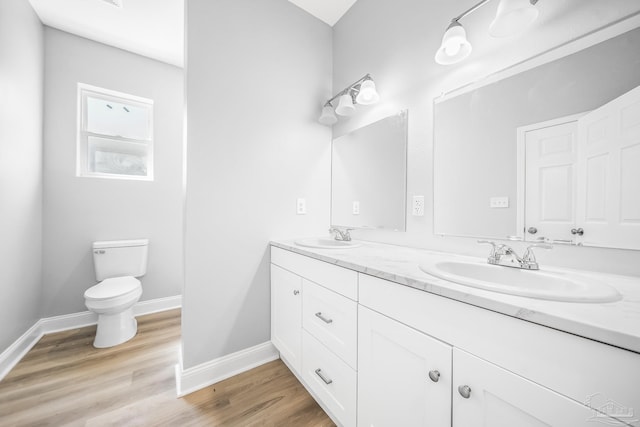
[571,228,584,236]
[527,227,538,234]
[458,385,471,399]
[315,368,333,385]
[293,290,300,296]
[428,370,440,383]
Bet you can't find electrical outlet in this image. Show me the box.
[490,196,509,208]
[352,201,360,215]
[412,195,425,216]
[296,198,306,215]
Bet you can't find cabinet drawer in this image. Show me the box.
[271,246,358,300]
[302,330,357,427]
[303,279,358,369]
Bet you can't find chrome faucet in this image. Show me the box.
[329,227,354,242]
[478,240,552,270]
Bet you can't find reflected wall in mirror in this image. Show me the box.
[434,27,640,250]
[331,110,407,231]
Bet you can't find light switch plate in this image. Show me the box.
[490,196,509,208]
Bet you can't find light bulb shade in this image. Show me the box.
[435,21,472,65]
[318,105,338,125]
[489,0,539,38]
[335,94,356,116]
[355,79,380,105]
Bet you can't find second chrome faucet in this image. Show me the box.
[478,240,552,270]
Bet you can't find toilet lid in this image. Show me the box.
[84,276,141,301]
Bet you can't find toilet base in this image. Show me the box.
[93,307,138,348]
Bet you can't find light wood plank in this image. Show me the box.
[0,309,334,426]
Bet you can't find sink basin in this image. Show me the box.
[295,238,361,249]
[418,260,621,303]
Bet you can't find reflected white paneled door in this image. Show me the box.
[357,306,452,427]
[577,85,640,250]
[452,349,607,427]
[524,117,580,243]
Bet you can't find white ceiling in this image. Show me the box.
[288,0,358,26]
[27,0,355,68]
[28,0,185,67]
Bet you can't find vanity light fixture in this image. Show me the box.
[435,0,540,65]
[490,0,539,37]
[318,74,380,126]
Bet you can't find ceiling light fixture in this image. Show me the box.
[318,74,380,126]
[435,0,540,65]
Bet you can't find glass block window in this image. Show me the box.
[77,84,153,180]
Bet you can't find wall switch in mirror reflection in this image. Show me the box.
[412,196,425,216]
[352,201,360,215]
[296,198,306,215]
[490,197,509,208]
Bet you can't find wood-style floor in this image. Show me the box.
[0,309,334,426]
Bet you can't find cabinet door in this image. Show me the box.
[271,264,302,373]
[452,349,628,427]
[358,306,452,427]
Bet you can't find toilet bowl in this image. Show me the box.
[85,239,148,348]
[84,276,143,348]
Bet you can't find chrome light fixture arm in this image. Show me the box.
[436,0,540,65]
[318,74,380,125]
[324,74,374,107]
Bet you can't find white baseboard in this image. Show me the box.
[0,322,42,382]
[133,294,182,316]
[175,341,279,397]
[0,294,182,382]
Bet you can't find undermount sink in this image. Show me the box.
[295,237,361,249]
[418,259,621,303]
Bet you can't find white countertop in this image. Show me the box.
[271,239,640,354]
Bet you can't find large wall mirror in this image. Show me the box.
[331,110,407,231]
[434,27,640,250]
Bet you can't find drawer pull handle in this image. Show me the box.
[458,385,471,399]
[428,370,440,383]
[315,312,333,324]
[315,368,333,385]
[293,290,300,296]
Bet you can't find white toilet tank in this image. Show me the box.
[93,239,149,281]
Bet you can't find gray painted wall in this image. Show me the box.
[332,0,640,276]
[0,0,44,352]
[42,28,184,317]
[183,0,332,369]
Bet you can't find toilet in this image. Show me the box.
[84,239,148,348]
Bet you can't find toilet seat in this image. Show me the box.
[84,276,141,301]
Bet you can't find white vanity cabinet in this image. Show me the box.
[359,273,638,427]
[358,306,452,427]
[271,246,358,426]
[271,245,639,427]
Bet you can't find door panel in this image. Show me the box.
[524,119,578,242]
[577,84,640,249]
